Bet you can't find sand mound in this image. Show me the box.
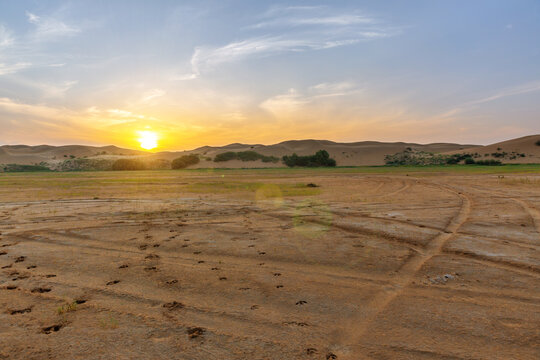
[446,134,540,163]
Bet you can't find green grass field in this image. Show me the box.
[1,164,538,202]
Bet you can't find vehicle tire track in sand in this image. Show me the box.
[466,184,540,238]
[337,186,471,358]
[512,198,540,241]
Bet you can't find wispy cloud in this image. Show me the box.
[0,62,32,76]
[260,81,360,116]
[465,80,540,106]
[26,11,80,40]
[439,80,540,119]
[0,25,14,47]
[179,5,399,79]
[141,89,166,102]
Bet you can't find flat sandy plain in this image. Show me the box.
[0,166,539,360]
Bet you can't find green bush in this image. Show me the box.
[172,154,200,169]
[214,152,237,162]
[282,150,336,167]
[464,158,475,165]
[111,159,147,170]
[2,164,51,172]
[214,151,278,163]
[474,159,502,166]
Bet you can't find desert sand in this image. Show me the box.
[0,140,476,167]
[0,168,539,359]
[3,135,540,168]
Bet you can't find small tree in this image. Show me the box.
[172,154,200,169]
[112,159,147,170]
[282,150,336,167]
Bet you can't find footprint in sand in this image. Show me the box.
[276,285,283,288]
[306,348,318,355]
[26,265,37,269]
[106,280,120,285]
[326,353,337,359]
[31,287,51,293]
[163,301,184,310]
[118,264,129,269]
[10,307,32,315]
[187,327,205,339]
[14,256,26,263]
[296,300,307,305]
[42,324,62,334]
[219,277,227,280]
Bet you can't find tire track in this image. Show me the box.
[337,185,471,358]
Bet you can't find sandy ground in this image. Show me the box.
[0,170,539,359]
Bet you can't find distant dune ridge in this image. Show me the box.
[1,135,539,168]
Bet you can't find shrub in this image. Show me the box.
[536,140,540,146]
[172,154,200,169]
[214,152,237,162]
[282,150,336,167]
[214,151,279,163]
[2,164,51,172]
[147,159,171,170]
[464,158,475,165]
[474,159,502,166]
[111,159,147,170]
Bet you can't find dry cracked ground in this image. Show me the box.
[0,170,539,359]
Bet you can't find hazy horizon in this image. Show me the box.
[1,1,540,151]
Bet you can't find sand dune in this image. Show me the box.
[0,145,145,166]
[2,135,539,168]
[148,140,477,168]
[445,134,540,163]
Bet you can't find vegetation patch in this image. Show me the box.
[383,148,504,165]
[172,154,200,169]
[214,151,279,163]
[1,164,52,172]
[282,150,336,167]
[112,159,147,171]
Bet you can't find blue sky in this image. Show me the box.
[0,0,539,149]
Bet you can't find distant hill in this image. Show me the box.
[2,135,538,168]
[0,145,145,165]
[444,135,540,164]
[151,140,477,167]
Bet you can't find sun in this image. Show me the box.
[137,130,158,150]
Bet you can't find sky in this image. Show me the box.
[0,0,539,150]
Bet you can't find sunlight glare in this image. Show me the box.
[137,130,158,150]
